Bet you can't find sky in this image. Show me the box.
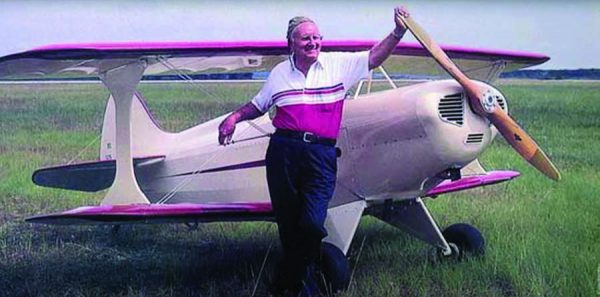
[0,0,598,69]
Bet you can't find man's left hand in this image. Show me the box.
[394,6,410,33]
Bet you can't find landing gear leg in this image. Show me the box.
[435,223,485,262]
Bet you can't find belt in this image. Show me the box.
[274,129,337,146]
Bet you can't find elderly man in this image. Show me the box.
[218,6,410,296]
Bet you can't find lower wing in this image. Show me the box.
[426,170,519,197]
[26,170,517,225]
[26,202,274,225]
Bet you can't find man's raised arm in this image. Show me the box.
[368,6,410,70]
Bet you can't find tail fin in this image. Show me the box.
[100,92,171,160]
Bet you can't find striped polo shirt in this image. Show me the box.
[251,51,369,139]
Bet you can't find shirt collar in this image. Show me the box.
[289,53,324,73]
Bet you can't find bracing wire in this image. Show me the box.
[157,56,220,100]
[155,148,222,204]
[154,55,271,204]
[66,135,101,165]
[60,55,270,204]
[251,224,274,297]
[155,120,268,204]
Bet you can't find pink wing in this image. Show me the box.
[26,202,274,225]
[0,40,549,80]
[426,170,520,197]
[27,171,519,225]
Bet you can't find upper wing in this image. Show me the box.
[0,40,549,81]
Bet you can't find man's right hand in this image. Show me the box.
[218,115,237,145]
[217,102,263,145]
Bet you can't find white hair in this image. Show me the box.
[286,16,315,51]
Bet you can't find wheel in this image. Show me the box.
[441,223,485,260]
[319,242,350,294]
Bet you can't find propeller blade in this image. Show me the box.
[396,15,471,87]
[397,15,561,181]
[488,110,561,181]
[396,15,486,115]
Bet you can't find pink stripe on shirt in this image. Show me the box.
[272,100,345,139]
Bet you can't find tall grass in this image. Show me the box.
[0,80,598,296]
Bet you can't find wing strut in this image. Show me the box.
[378,66,398,89]
[99,60,150,205]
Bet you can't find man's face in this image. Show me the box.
[291,22,322,62]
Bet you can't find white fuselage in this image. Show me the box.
[127,80,503,206]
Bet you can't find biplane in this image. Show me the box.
[0,16,560,291]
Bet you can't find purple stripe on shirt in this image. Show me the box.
[273,90,304,102]
[272,88,303,100]
[304,84,344,95]
[305,83,343,91]
[272,83,345,103]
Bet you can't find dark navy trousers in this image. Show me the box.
[266,135,337,294]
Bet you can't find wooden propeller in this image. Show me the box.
[397,15,561,181]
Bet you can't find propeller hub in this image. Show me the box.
[480,89,498,113]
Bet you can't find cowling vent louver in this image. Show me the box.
[466,133,484,144]
[439,93,464,126]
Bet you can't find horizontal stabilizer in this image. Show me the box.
[26,202,274,225]
[32,156,165,192]
[426,170,519,197]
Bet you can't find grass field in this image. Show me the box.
[0,80,598,296]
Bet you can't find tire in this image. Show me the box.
[319,242,350,293]
[441,223,485,260]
